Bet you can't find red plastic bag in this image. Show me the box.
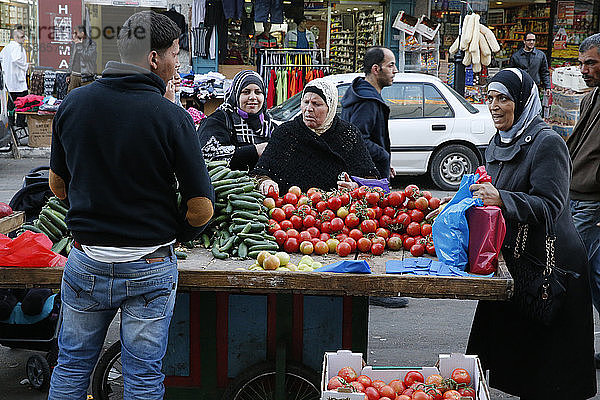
[466,206,506,275]
[0,231,67,268]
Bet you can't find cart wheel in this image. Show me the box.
[221,361,321,400]
[91,341,123,400]
[26,354,51,391]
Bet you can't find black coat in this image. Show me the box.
[340,77,391,179]
[467,117,596,398]
[509,48,551,89]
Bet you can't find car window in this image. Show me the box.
[383,83,423,119]
[424,84,453,118]
[269,92,302,121]
[445,83,479,114]
[336,84,350,117]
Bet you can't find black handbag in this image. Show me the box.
[510,207,579,326]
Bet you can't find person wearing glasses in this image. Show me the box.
[509,32,551,97]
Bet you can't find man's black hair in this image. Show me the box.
[363,47,386,75]
[293,15,306,26]
[524,32,535,40]
[76,25,87,36]
[117,10,180,63]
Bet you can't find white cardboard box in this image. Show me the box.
[321,350,490,400]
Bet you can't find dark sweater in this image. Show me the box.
[50,61,214,246]
[340,77,391,178]
[252,115,379,193]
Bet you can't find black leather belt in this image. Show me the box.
[72,242,172,262]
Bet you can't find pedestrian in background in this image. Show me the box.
[509,32,551,96]
[284,16,316,49]
[0,26,29,127]
[467,68,596,399]
[567,32,600,369]
[67,24,97,93]
[48,11,214,400]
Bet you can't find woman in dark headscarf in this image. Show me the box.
[252,78,379,194]
[198,70,272,170]
[466,68,596,399]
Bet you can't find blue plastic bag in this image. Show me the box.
[432,174,483,270]
[314,260,372,273]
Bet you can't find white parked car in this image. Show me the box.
[268,73,496,190]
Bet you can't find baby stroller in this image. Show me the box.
[0,292,61,391]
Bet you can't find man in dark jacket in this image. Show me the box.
[341,46,398,179]
[48,11,214,399]
[567,33,600,368]
[509,32,551,95]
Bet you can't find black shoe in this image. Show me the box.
[595,353,600,369]
[369,296,409,308]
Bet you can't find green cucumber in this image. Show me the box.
[21,224,43,234]
[231,223,265,234]
[243,191,265,200]
[248,243,280,252]
[207,160,229,169]
[219,236,235,252]
[41,208,68,233]
[51,237,70,254]
[230,200,262,211]
[208,165,226,178]
[211,168,231,181]
[219,184,255,198]
[237,232,271,241]
[202,233,211,248]
[211,214,228,224]
[238,242,248,258]
[232,212,269,223]
[224,170,249,179]
[36,219,59,242]
[213,177,251,188]
[228,194,261,203]
[212,243,229,259]
[215,181,252,193]
[47,199,69,216]
[39,214,63,239]
[243,238,279,248]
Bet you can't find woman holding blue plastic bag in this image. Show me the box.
[466,68,596,399]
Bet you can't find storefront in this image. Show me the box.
[0,0,38,65]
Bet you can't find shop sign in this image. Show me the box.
[556,1,574,26]
[83,0,167,6]
[38,0,82,70]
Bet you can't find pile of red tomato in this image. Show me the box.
[327,366,476,400]
[262,184,441,257]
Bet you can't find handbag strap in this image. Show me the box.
[514,205,556,277]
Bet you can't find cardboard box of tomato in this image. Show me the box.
[320,350,490,400]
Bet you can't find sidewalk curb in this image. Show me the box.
[0,147,51,159]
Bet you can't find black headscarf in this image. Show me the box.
[488,68,542,142]
[219,70,270,133]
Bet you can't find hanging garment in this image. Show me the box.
[192,0,207,27]
[205,0,228,60]
[29,71,45,95]
[297,69,304,93]
[222,0,243,20]
[55,72,69,99]
[163,8,189,51]
[43,71,57,97]
[254,0,284,24]
[277,69,286,106]
[267,69,276,109]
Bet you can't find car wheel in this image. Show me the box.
[430,144,479,191]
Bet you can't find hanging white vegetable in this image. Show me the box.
[452,12,501,70]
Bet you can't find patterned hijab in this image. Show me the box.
[219,70,270,135]
[488,68,542,143]
[301,78,338,134]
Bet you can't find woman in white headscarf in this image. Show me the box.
[466,68,596,399]
[252,78,379,194]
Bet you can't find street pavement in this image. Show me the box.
[1,158,600,399]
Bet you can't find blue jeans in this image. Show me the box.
[570,199,600,314]
[254,0,283,23]
[49,248,178,400]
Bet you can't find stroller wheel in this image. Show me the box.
[26,354,51,391]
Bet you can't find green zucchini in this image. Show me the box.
[47,199,69,216]
[219,184,255,198]
[215,181,252,193]
[237,232,270,241]
[213,177,251,188]
[202,233,211,248]
[36,219,59,242]
[232,212,269,223]
[231,223,265,234]
[228,194,261,203]
[224,170,249,179]
[211,214,228,224]
[243,238,279,248]
[219,236,235,252]
[242,191,265,200]
[211,168,231,181]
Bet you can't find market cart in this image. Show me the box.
[0,246,513,400]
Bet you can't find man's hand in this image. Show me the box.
[259,179,279,196]
[165,79,176,103]
[389,167,396,179]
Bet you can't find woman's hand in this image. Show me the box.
[255,142,268,157]
[259,179,279,196]
[337,172,358,191]
[470,182,503,207]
